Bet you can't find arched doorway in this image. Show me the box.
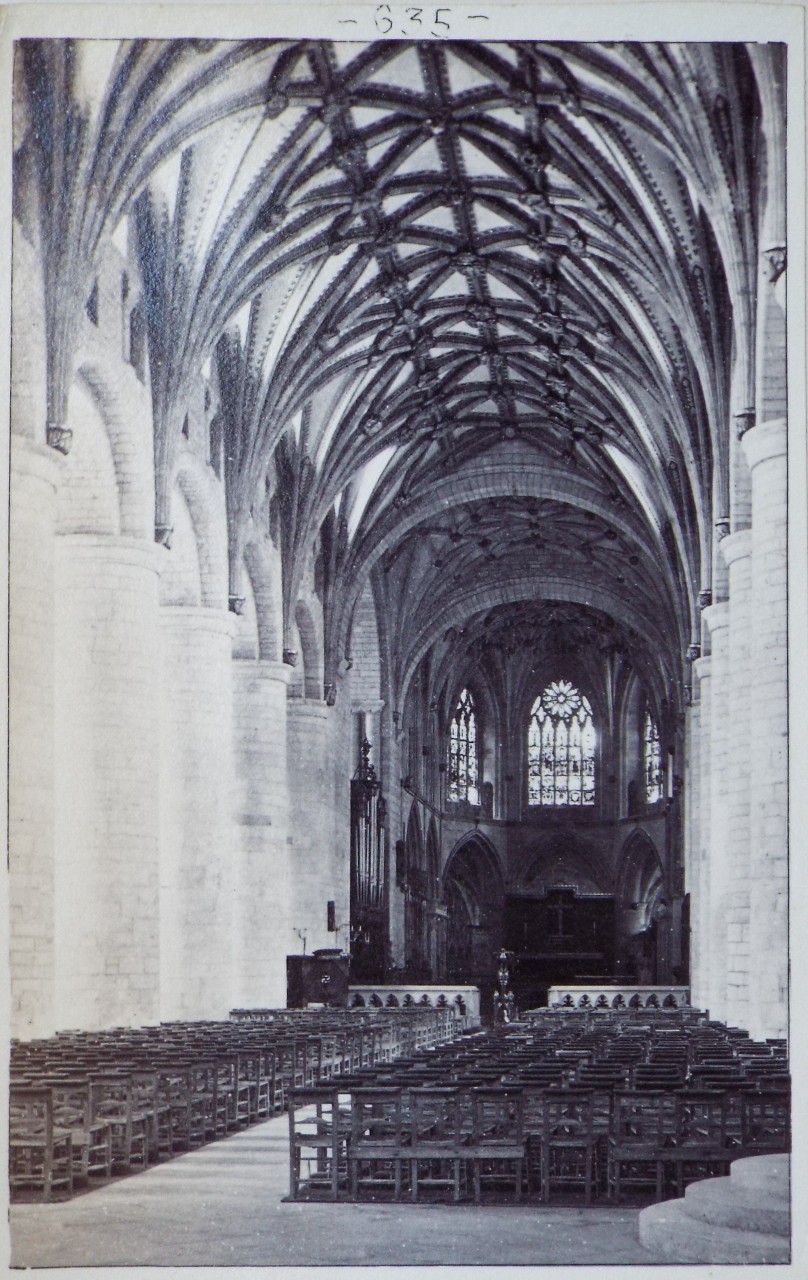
[615,832,669,984]
[443,836,504,1015]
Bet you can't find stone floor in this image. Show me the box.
[8,1112,656,1268]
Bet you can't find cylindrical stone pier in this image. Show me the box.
[9,437,64,1037]
[53,536,162,1030]
[159,606,236,1021]
[232,659,292,1009]
[742,419,788,1040]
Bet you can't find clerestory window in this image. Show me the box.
[528,680,595,806]
[644,710,664,804]
[448,688,479,804]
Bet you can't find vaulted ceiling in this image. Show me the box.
[15,38,767,714]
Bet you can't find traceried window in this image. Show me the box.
[644,710,664,804]
[528,680,595,806]
[448,689,479,805]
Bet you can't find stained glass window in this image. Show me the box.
[528,680,595,806]
[644,710,664,804]
[448,689,479,804]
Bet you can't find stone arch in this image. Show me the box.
[57,378,121,537]
[75,361,153,539]
[173,456,228,608]
[231,562,260,660]
[518,832,612,896]
[442,834,504,986]
[159,480,202,607]
[295,598,322,699]
[615,829,667,983]
[243,537,282,662]
[404,802,424,874]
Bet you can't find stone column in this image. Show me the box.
[721,530,753,1029]
[9,436,64,1037]
[159,606,236,1021]
[286,699,350,959]
[741,419,787,1039]
[702,602,730,1023]
[232,659,291,1009]
[683,689,700,994]
[686,655,711,1013]
[53,536,162,1030]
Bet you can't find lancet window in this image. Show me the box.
[644,710,664,804]
[448,688,479,804]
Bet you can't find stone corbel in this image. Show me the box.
[763,246,786,284]
[734,408,756,440]
[46,424,73,455]
[714,517,730,541]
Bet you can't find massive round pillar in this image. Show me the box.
[286,699,350,961]
[721,530,753,1029]
[741,419,788,1039]
[159,606,236,1020]
[702,602,730,1022]
[232,659,291,1008]
[53,536,162,1030]
[9,437,63,1036]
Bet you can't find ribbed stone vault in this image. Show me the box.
[14,37,769,716]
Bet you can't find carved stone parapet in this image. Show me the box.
[46,424,73,455]
[545,984,691,1012]
[348,984,481,1027]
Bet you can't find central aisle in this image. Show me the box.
[9,1112,654,1268]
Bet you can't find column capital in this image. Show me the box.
[160,605,237,636]
[56,534,164,575]
[692,655,712,683]
[720,528,753,569]
[351,699,386,714]
[741,418,786,471]
[286,697,330,721]
[232,657,292,684]
[11,432,66,487]
[701,602,729,635]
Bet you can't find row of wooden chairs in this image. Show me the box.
[288,1079,790,1206]
[10,1007,459,1201]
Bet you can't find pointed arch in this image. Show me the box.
[442,833,504,984]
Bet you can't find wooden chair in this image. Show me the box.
[541,1088,600,1204]
[349,1086,408,1201]
[469,1086,525,1203]
[50,1079,113,1183]
[89,1076,150,1173]
[608,1089,667,1203]
[739,1087,790,1156]
[658,1089,731,1198]
[288,1084,349,1200]
[407,1087,470,1202]
[10,1088,74,1201]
